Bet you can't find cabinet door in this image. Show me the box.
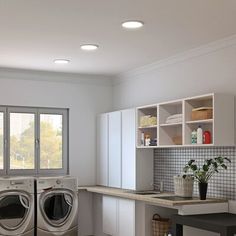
[108,111,122,188]
[122,109,136,190]
[102,196,118,235]
[118,199,135,236]
[97,114,109,186]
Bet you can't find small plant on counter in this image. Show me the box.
[183,156,231,200]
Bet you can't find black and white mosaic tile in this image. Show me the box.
[154,147,236,200]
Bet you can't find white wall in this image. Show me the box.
[112,39,236,236]
[0,69,113,236]
[113,41,236,109]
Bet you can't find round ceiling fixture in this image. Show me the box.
[122,20,144,29]
[54,59,70,64]
[80,44,99,51]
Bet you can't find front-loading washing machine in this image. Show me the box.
[0,177,35,236]
[36,176,78,236]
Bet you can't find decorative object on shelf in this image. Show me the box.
[191,107,213,121]
[165,113,182,124]
[174,175,194,197]
[197,126,203,144]
[140,115,157,127]
[152,214,171,236]
[191,129,197,144]
[203,131,211,144]
[150,138,157,146]
[141,132,145,146]
[145,134,151,146]
[183,157,231,200]
[172,136,182,145]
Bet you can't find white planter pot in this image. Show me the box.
[174,176,194,197]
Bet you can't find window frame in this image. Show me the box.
[7,107,37,175]
[0,107,6,175]
[0,106,68,176]
[37,108,68,176]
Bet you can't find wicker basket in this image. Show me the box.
[174,176,194,197]
[191,108,213,121]
[152,214,171,236]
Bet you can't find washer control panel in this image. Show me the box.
[0,178,34,193]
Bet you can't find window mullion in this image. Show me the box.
[5,107,10,175]
[35,110,40,175]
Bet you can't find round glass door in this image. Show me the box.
[0,193,30,230]
[42,191,73,227]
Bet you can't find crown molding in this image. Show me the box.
[113,34,236,85]
[0,67,113,86]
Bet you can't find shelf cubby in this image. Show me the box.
[158,100,183,146]
[159,125,183,146]
[184,123,213,145]
[184,94,213,145]
[137,105,158,147]
[184,94,213,122]
[159,100,183,125]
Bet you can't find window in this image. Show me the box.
[0,106,68,175]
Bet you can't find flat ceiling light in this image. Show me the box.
[54,59,70,64]
[80,44,99,51]
[122,21,144,29]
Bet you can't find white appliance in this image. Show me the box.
[36,176,78,236]
[0,177,35,236]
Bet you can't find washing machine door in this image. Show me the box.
[0,191,30,231]
[40,189,74,227]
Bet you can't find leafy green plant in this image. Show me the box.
[183,156,231,183]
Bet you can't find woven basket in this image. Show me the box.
[174,176,194,197]
[152,214,171,236]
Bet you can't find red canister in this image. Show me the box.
[203,131,211,144]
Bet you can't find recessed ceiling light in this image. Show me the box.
[80,44,99,51]
[122,20,144,29]
[54,59,70,64]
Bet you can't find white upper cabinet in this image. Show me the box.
[108,111,122,188]
[122,109,136,190]
[97,109,153,190]
[97,113,109,186]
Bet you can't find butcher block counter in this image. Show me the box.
[78,185,227,208]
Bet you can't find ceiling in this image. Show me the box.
[0,0,236,76]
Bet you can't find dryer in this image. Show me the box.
[36,176,78,236]
[0,177,35,236]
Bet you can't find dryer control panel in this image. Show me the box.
[37,176,77,193]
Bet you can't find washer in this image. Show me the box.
[36,176,78,236]
[0,177,35,236]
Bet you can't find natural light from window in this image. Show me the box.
[10,113,35,169]
[40,114,63,169]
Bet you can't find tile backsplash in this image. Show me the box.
[154,147,236,200]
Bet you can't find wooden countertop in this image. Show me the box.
[78,186,227,207]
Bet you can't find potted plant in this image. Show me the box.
[183,156,231,200]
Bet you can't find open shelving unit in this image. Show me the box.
[136,93,235,148]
